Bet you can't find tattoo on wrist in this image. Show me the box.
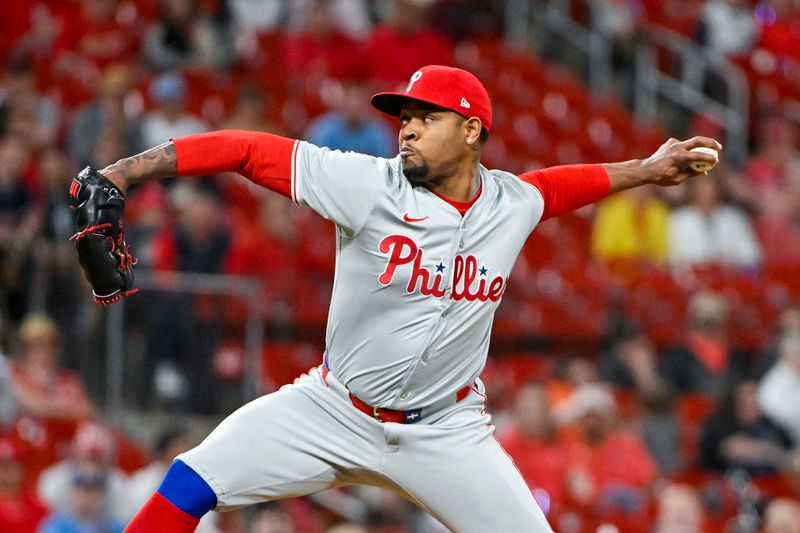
[114,141,177,185]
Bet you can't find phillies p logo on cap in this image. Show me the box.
[406,71,423,92]
[371,65,493,131]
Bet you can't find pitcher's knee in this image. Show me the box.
[157,459,218,518]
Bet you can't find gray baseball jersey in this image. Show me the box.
[290,141,544,409]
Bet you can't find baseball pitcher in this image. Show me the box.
[70,65,720,532]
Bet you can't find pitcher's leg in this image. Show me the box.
[382,399,553,533]
[177,373,381,510]
[127,369,382,532]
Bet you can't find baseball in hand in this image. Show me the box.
[688,147,719,173]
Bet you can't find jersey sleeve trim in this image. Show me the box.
[521,179,545,205]
[290,139,300,205]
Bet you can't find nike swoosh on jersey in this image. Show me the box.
[403,214,429,223]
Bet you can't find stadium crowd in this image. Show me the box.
[2,0,800,531]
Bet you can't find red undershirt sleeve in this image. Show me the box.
[518,164,610,221]
[171,130,298,198]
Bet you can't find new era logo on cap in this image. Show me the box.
[370,65,493,131]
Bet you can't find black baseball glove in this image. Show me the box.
[69,166,138,305]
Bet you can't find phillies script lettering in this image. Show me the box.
[378,235,506,302]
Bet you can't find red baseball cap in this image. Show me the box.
[371,65,493,131]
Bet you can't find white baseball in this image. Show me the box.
[688,147,719,173]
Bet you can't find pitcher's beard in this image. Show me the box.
[402,161,430,181]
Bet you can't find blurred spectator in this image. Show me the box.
[225,193,301,325]
[745,116,800,195]
[286,0,372,39]
[0,437,48,533]
[223,83,285,135]
[124,183,170,269]
[699,380,793,476]
[546,356,598,412]
[29,148,82,329]
[588,0,643,104]
[147,184,231,413]
[590,185,669,263]
[124,425,220,532]
[0,135,38,320]
[5,3,78,69]
[35,147,75,246]
[759,333,800,444]
[600,326,666,394]
[365,0,453,85]
[10,314,93,423]
[763,498,800,533]
[0,58,61,147]
[115,183,169,408]
[153,182,231,273]
[305,79,395,158]
[141,72,208,148]
[668,176,761,269]
[658,292,745,396]
[280,0,363,80]
[499,382,570,516]
[68,64,144,167]
[653,483,705,533]
[598,326,680,474]
[696,0,758,57]
[143,0,235,72]
[0,354,15,429]
[0,3,48,59]
[71,0,141,70]
[47,0,142,110]
[248,501,296,533]
[753,303,800,377]
[747,116,800,267]
[37,422,128,522]
[561,384,658,514]
[429,0,504,43]
[37,464,124,533]
[589,0,644,61]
